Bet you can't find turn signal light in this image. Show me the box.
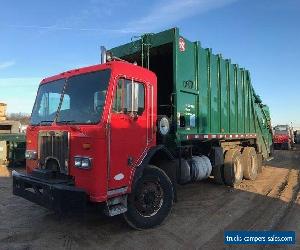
[82,143,91,150]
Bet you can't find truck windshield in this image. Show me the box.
[274,126,289,135]
[30,69,111,125]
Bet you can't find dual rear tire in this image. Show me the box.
[223,148,243,186]
[242,147,258,180]
[215,147,259,186]
[283,142,292,150]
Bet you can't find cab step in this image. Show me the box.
[104,195,127,217]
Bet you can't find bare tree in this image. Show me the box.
[7,113,30,125]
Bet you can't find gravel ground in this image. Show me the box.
[0,147,299,250]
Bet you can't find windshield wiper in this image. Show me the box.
[38,120,53,125]
[56,120,76,124]
[54,79,68,123]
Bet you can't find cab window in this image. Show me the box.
[113,78,145,115]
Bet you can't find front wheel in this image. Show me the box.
[124,165,174,229]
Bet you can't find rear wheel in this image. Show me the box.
[124,165,174,229]
[223,149,243,186]
[282,142,290,150]
[212,164,225,185]
[242,147,258,180]
[269,144,274,157]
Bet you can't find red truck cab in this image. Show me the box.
[14,61,165,228]
[273,125,293,150]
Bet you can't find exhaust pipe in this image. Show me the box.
[100,46,107,64]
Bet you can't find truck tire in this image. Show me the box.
[212,164,225,185]
[257,153,263,173]
[124,165,174,229]
[282,142,290,150]
[242,147,258,180]
[269,144,274,157]
[223,149,243,186]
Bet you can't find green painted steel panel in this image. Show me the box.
[228,62,237,132]
[176,40,197,92]
[244,71,249,132]
[237,68,243,133]
[198,48,209,133]
[249,86,255,132]
[177,91,198,134]
[109,27,273,157]
[175,35,198,135]
[219,57,228,133]
[250,87,255,132]
[210,54,219,133]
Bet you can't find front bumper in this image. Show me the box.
[13,171,87,213]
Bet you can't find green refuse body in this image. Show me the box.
[109,27,273,159]
[0,134,26,167]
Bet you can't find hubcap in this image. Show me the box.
[134,181,164,217]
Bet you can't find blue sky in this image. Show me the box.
[0,0,299,127]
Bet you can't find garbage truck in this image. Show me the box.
[273,125,294,150]
[13,28,273,229]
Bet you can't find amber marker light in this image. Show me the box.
[82,143,91,150]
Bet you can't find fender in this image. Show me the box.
[132,145,174,189]
[131,145,177,202]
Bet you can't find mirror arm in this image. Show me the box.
[131,79,134,113]
[129,112,138,120]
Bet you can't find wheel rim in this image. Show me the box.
[250,155,257,175]
[234,158,242,180]
[134,180,164,217]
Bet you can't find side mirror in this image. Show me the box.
[126,80,139,114]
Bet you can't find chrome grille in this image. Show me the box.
[38,131,69,174]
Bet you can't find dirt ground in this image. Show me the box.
[0,147,299,250]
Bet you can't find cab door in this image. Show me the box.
[108,77,149,189]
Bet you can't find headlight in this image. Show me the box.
[25,150,37,160]
[81,158,91,168]
[74,156,92,169]
[74,157,82,167]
